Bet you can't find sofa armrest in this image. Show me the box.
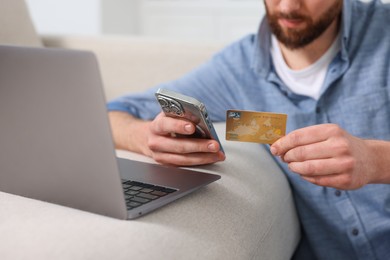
[0,122,300,259]
[42,35,223,100]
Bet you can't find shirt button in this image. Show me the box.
[352,228,359,236]
[335,190,342,197]
[315,107,321,113]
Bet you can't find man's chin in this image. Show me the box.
[275,34,312,50]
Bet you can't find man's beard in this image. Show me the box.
[266,1,342,50]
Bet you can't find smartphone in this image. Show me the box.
[155,88,224,154]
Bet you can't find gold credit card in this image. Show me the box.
[226,110,287,144]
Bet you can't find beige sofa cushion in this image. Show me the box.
[43,35,223,100]
[0,123,300,260]
[0,0,42,46]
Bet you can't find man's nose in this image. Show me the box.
[278,0,302,13]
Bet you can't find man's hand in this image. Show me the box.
[270,124,389,190]
[108,111,225,166]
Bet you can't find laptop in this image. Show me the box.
[0,45,220,220]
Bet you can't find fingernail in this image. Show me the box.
[184,124,193,133]
[208,143,217,152]
[270,146,278,155]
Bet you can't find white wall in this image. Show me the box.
[26,0,390,41]
[101,0,140,35]
[136,0,264,42]
[25,0,101,35]
[26,0,263,42]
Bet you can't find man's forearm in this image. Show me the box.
[108,111,150,155]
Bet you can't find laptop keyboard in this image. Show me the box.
[121,179,177,210]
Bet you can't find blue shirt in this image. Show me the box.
[108,0,390,259]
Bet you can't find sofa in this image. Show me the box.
[0,0,301,259]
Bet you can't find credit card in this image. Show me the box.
[226,110,287,144]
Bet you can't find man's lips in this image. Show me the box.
[279,18,305,29]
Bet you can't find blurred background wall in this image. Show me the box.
[25,0,265,43]
[25,0,390,44]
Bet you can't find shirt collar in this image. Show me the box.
[340,0,352,62]
[252,0,352,75]
[251,18,272,77]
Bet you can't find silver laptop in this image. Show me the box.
[0,45,220,220]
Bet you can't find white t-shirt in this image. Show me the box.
[270,34,341,100]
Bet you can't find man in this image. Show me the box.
[108,0,390,259]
